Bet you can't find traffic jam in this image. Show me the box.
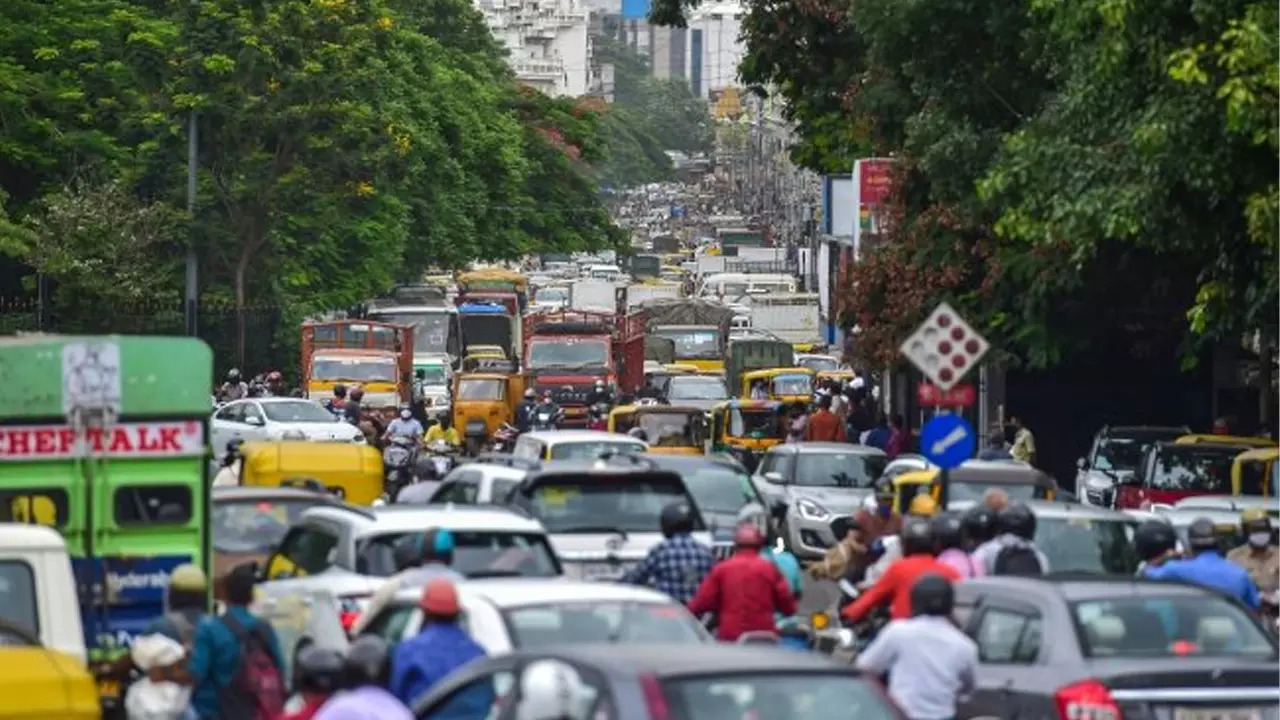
[0,263,1276,720]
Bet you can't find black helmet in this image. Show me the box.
[996,503,1036,540]
[225,438,244,456]
[343,635,392,690]
[900,515,934,556]
[333,383,347,397]
[660,501,696,538]
[1185,517,1219,552]
[392,534,421,572]
[931,512,964,551]
[293,645,344,694]
[909,573,955,617]
[1133,519,1178,561]
[873,478,895,504]
[961,506,997,545]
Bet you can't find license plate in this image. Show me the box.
[1175,708,1263,720]
[579,562,630,580]
[98,679,120,700]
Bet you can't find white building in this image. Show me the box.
[685,0,744,99]
[476,0,592,97]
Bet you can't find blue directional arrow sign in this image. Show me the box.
[920,414,976,470]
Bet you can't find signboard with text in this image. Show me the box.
[852,158,896,258]
[0,421,205,460]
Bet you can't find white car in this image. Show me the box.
[211,397,364,461]
[353,578,710,652]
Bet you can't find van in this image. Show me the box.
[0,524,87,666]
[697,273,797,300]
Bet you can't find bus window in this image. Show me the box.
[114,486,193,525]
[0,489,69,528]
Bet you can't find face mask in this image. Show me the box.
[1248,532,1271,548]
[876,503,891,519]
[400,410,411,419]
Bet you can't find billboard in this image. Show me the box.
[621,0,649,20]
[852,158,896,258]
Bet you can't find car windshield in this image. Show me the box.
[619,413,699,447]
[548,440,647,460]
[728,408,781,438]
[948,481,1043,504]
[1094,437,1151,472]
[517,476,700,533]
[367,311,453,354]
[503,602,705,648]
[416,366,447,386]
[795,452,886,488]
[261,401,338,423]
[1149,445,1238,493]
[312,356,397,383]
[799,357,839,372]
[663,673,897,720]
[1073,595,1276,658]
[527,340,609,370]
[212,499,320,553]
[678,465,758,515]
[1036,516,1139,573]
[458,379,504,401]
[653,329,721,359]
[771,374,812,396]
[355,531,560,578]
[668,377,728,401]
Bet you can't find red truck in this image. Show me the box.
[522,309,645,427]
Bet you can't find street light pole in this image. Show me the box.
[184,109,198,337]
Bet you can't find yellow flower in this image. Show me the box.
[355,181,376,197]
[377,16,394,30]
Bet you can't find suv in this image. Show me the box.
[1076,426,1188,507]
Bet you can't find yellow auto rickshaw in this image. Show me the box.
[741,367,815,404]
[1175,433,1274,449]
[0,644,99,720]
[608,405,708,455]
[663,363,701,375]
[1232,447,1279,496]
[709,399,786,472]
[891,464,1058,513]
[240,441,383,505]
[453,372,520,452]
[816,369,855,385]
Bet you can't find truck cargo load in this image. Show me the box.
[639,298,737,372]
[745,292,822,345]
[569,279,617,313]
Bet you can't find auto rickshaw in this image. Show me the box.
[709,399,785,472]
[1232,447,1279,496]
[890,463,1059,513]
[816,369,855,386]
[1175,433,1275,449]
[608,405,708,455]
[239,441,383,505]
[740,367,815,404]
[453,372,521,454]
[664,363,701,375]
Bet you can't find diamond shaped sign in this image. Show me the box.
[899,302,989,391]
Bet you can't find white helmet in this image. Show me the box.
[736,502,769,536]
[515,659,595,720]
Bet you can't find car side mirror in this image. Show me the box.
[245,415,265,427]
[763,471,786,485]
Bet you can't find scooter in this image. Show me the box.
[424,440,456,478]
[382,435,418,498]
[489,423,519,453]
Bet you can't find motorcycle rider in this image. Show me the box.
[213,440,244,488]
[972,502,1049,576]
[865,494,938,586]
[621,501,715,604]
[960,505,998,551]
[1146,517,1260,610]
[855,574,978,720]
[687,523,797,641]
[384,405,425,445]
[324,384,347,416]
[219,369,249,401]
[424,414,460,448]
[738,503,804,599]
[389,578,491,711]
[343,386,365,425]
[264,370,287,397]
[842,515,961,624]
[514,389,538,433]
[531,391,561,430]
[587,379,613,407]
[279,645,345,720]
[1226,508,1278,604]
[1134,519,1181,575]
[313,636,412,720]
[933,512,983,579]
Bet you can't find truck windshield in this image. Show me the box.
[367,310,454,354]
[654,329,721,359]
[458,379,504,401]
[528,340,609,369]
[312,356,398,382]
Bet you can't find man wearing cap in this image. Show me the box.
[355,528,465,636]
[143,563,209,647]
[390,578,493,713]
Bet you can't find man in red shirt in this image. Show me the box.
[842,516,961,623]
[805,394,847,442]
[688,523,797,641]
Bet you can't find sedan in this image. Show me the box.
[413,642,903,720]
[211,397,363,461]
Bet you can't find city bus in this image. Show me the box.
[0,334,212,706]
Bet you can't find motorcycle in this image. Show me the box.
[531,406,562,432]
[586,402,610,431]
[382,435,418,498]
[424,440,456,478]
[489,423,519,453]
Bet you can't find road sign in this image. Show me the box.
[900,302,989,391]
[920,414,976,470]
[918,382,976,407]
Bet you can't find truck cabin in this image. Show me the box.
[525,322,613,374]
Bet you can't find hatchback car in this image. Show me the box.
[211,397,363,462]
[421,458,531,505]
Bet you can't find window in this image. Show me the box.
[212,499,321,554]
[311,356,398,383]
[423,669,515,719]
[514,476,701,533]
[1072,595,1277,658]
[948,482,1041,504]
[1092,437,1150,472]
[513,437,542,462]
[490,478,520,504]
[527,340,609,370]
[1148,446,1237,493]
[273,527,339,577]
[729,408,781,438]
[357,531,561,578]
[503,602,705,648]
[114,485,193,525]
[242,403,264,424]
[653,330,722,360]
[547,441,646,460]
[794,453,885,488]
[0,488,70,528]
[1035,517,1138,574]
[215,403,244,423]
[0,561,39,638]
[680,466,758,515]
[667,377,728,401]
[663,673,896,720]
[770,374,812,396]
[359,605,420,644]
[434,477,481,504]
[458,379,504,401]
[758,452,795,480]
[261,401,337,423]
[973,608,1035,663]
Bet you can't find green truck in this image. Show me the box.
[0,335,213,705]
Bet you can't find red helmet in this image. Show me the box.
[733,523,766,548]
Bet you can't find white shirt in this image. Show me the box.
[856,615,978,720]
[972,534,1050,575]
[212,461,240,487]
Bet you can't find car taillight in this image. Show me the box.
[1055,679,1121,720]
[340,610,361,632]
[639,673,672,720]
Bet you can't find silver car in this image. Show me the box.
[750,443,888,559]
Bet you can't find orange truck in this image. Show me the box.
[521,309,646,427]
[301,320,414,423]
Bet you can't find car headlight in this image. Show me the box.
[279,429,306,441]
[796,498,831,522]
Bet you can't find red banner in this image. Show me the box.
[0,421,204,461]
[918,382,976,407]
[859,160,894,205]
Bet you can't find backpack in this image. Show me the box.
[218,613,285,720]
[992,544,1044,577]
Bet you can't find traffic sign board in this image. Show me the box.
[900,302,989,391]
[918,382,976,407]
[919,414,976,470]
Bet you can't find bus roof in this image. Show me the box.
[0,334,213,419]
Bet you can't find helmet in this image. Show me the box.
[227,368,241,380]
[736,502,769,538]
[900,515,934,556]
[515,659,596,720]
[1133,519,1178,561]
[996,503,1036,540]
[1241,507,1272,534]
[909,573,955,617]
[595,379,605,389]
[961,506,997,544]
[169,563,208,593]
[333,383,347,397]
[733,522,766,548]
[293,645,344,694]
[1185,517,1220,552]
[524,388,536,399]
[542,390,553,398]
[349,387,365,401]
[908,493,938,517]
[343,635,392,690]
[931,512,964,550]
[659,501,695,538]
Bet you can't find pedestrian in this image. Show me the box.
[785,405,807,444]
[932,512,983,579]
[313,636,413,720]
[1147,517,1260,610]
[805,394,847,442]
[621,501,715,604]
[358,529,464,634]
[854,574,978,720]
[863,414,891,451]
[842,516,962,624]
[389,578,493,712]
[1008,415,1035,464]
[1225,508,1279,597]
[142,563,209,646]
[976,425,1012,461]
[686,523,797,642]
[187,563,286,720]
[971,503,1049,576]
[885,414,907,459]
[278,646,345,720]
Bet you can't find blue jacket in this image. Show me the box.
[390,623,491,714]
[1145,551,1260,610]
[187,606,285,720]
